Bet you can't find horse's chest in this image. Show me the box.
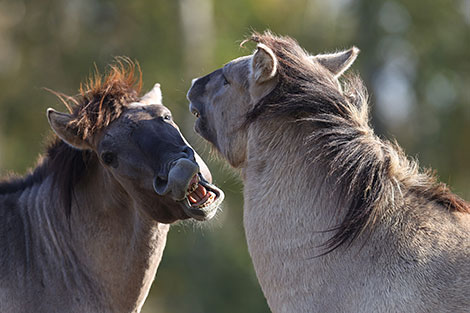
[242,181,367,311]
[243,196,325,301]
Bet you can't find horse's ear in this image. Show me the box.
[311,47,360,78]
[140,83,162,105]
[47,108,90,150]
[251,43,278,84]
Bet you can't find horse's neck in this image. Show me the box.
[242,122,358,309]
[71,167,169,312]
[243,121,470,312]
[14,166,169,312]
[244,121,343,244]
[1,175,101,311]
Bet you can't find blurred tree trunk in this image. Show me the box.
[179,0,215,78]
[178,0,215,142]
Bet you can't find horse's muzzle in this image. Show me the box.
[153,158,199,201]
[153,157,224,221]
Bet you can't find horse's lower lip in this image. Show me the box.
[194,119,203,136]
[179,174,224,221]
[194,119,214,144]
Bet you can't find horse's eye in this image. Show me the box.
[163,114,172,121]
[101,151,117,168]
[222,74,230,86]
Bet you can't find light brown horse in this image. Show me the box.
[187,32,470,312]
[0,59,224,313]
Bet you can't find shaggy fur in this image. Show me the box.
[71,58,142,140]
[187,31,470,312]
[244,33,469,251]
[0,59,142,217]
[0,59,220,313]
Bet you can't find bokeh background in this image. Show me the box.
[0,0,469,312]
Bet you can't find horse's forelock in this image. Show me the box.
[68,57,142,141]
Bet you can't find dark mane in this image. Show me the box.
[0,58,142,217]
[244,31,470,252]
[0,161,49,196]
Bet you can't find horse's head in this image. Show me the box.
[47,68,224,224]
[187,32,359,168]
[186,56,254,168]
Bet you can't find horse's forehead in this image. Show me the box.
[226,55,251,67]
[123,104,169,121]
[126,103,168,112]
[100,105,169,138]
[225,55,251,75]
[196,56,251,87]
[100,106,176,148]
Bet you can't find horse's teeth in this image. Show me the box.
[188,183,198,193]
[188,194,198,204]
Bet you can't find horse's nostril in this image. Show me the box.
[153,175,169,196]
[182,147,194,159]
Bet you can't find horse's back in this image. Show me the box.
[375,202,470,312]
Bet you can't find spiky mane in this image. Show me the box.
[0,58,142,217]
[67,57,142,140]
[245,31,470,252]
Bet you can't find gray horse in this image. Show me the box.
[187,31,470,312]
[0,59,224,313]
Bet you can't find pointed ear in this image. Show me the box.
[140,83,162,105]
[47,108,90,150]
[311,47,360,78]
[251,43,278,84]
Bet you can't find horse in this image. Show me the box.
[0,59,224,313]
[187,31,470,312]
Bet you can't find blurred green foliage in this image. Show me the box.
[0,0,469,312]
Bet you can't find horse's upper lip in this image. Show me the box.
[178,173,224,221]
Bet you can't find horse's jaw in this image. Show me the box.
[179,173,224,221]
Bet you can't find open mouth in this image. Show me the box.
[179,173,224,221]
